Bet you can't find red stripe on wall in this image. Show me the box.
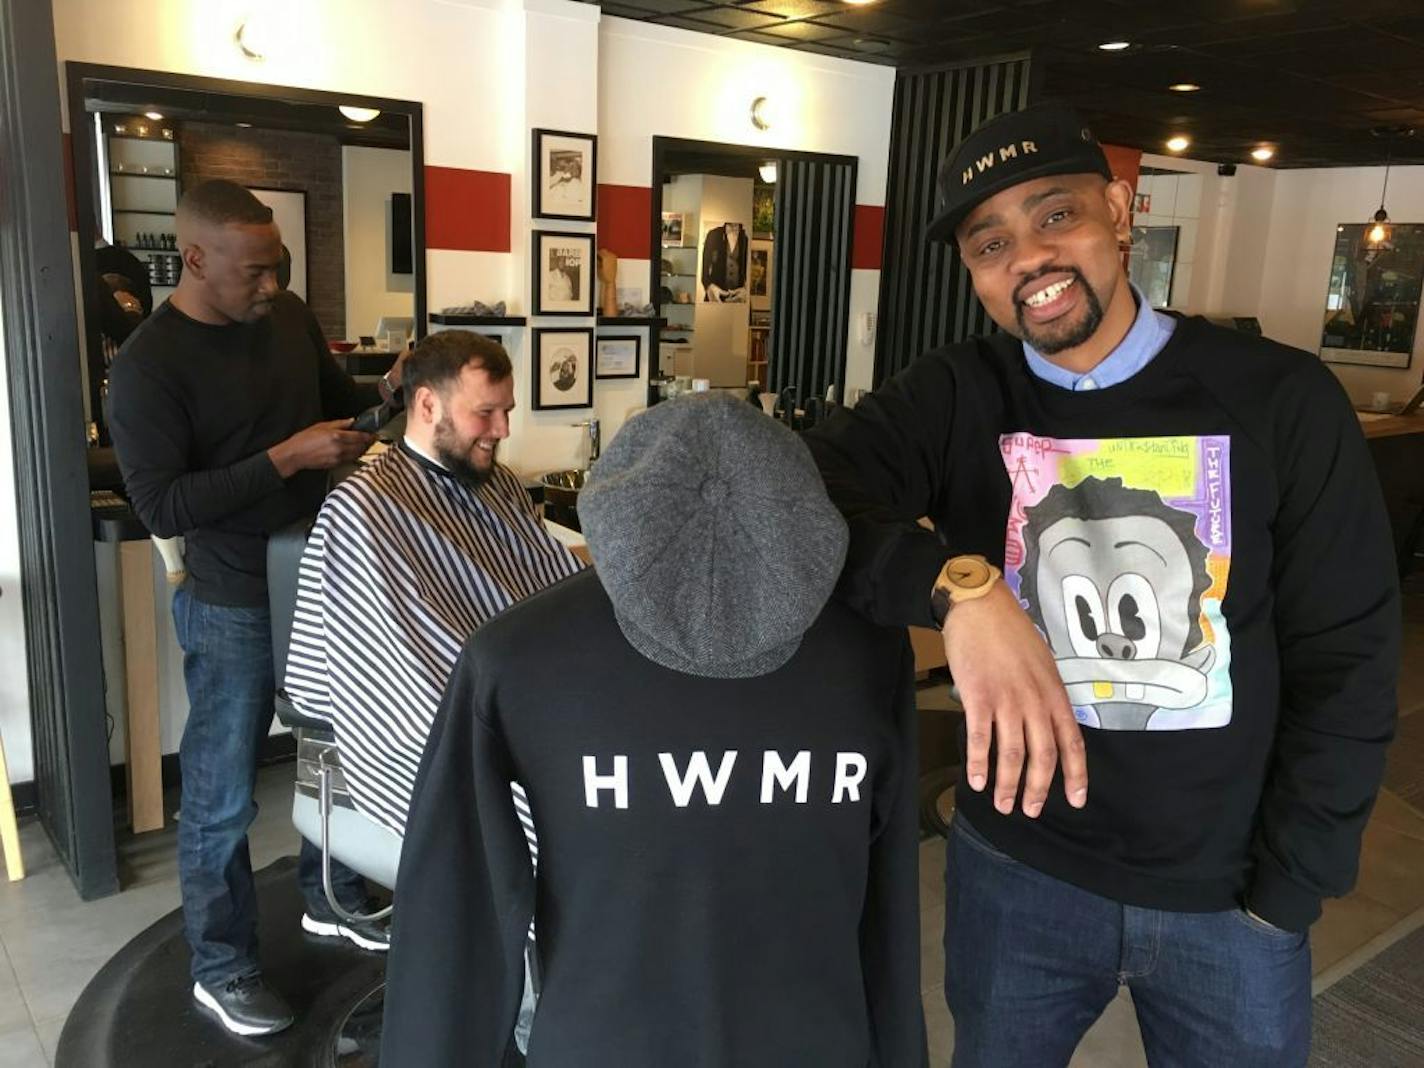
[852,204,884,270]
[1102,144,1142,194]
[63,132,78,232]
[597,184,652,260]
[424,166,510,253]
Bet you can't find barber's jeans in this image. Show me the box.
[944,814,1311,1068]
[174,586,368,986]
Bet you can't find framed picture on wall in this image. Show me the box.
[1320,222,1424,369]
[595,335,641,379]
[750,239,774,311]
[661,211,686,248]
[532,328,594,410]
[533,128,597,221]
[533,230,595,316]
[1127,225,1178,309]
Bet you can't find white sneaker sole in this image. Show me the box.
[301,912,390,952]
[191,982,292,1037]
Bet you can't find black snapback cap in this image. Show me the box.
[925,104,1113,244]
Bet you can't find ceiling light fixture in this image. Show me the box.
[1366,143,1396,250]
[843,0,878,5]
[144,110,164,121]
[759,161,778,183]
[1166,135,1190,152]
[1098,41,1131,51]
[1169,83,1200,93]
[1251,146,1275,162]
[338,105,382,124]
[236,122,253,128]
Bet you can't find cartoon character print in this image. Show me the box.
[1018,476,1216,731]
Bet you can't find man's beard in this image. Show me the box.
[433,415,495,489]
[1013,266,1105,355]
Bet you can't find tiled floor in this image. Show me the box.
[3,580,1422,1066]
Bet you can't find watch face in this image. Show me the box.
[947,556,991,590]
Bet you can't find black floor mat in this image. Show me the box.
[57,856,385,1068]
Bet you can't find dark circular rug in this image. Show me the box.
[57,856,386,1067]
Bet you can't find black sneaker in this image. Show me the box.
[301,905,391,952]
[192,974,295,1037]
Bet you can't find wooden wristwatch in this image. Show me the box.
[929,554,1002,628]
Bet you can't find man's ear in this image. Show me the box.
[414,384,439,425]
[1103,178,1135,243]
[181,242,205,279]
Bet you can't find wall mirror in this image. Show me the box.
[66,64,426,447]
[1320,221,1424,369]
[650,137,856,407]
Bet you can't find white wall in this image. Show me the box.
[342,146,415,341]
[1258,164,1424,406]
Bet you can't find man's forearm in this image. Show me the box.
[125,451,285,538]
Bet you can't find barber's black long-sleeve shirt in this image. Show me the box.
[806,315,1400,932]
[109,292,377,605]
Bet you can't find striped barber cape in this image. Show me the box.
[285,439,583,836]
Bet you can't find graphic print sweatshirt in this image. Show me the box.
[807,315,1400,932]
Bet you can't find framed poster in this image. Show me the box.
[533,230,595,316]
[533,128,596,221]
[1320,222,1424,369]
[660,211,686,248]
[595,335,641,379]
[702,220,749,303]
[750,239,774,312]
[248,187,307,299]
[532,328,594,409]
[1127,225,1178,309]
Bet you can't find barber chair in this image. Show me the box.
[267,519,403,916]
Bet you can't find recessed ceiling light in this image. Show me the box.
[1169,83,1200,93]
[1166,135,1190,152]
[843,0,878,5]
[338,105,381,124]
[144,110,164,121]
[1251,146,1275,162]
[1098,41,1132,51]
[236,122,253,128]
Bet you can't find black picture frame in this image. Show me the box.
[533,127,597,222]
[595,334,642,379]
[532,229,596,316]
[532,327,595,410]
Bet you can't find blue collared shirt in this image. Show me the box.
[1023,283,1176,391]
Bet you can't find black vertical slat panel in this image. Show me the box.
[874,53,1033,384]
[768,158,855,402]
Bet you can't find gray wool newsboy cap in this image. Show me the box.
[578,391,849,678]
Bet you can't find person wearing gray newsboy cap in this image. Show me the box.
[381,391,928,1066]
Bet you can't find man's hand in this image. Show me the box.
[385,344,411,390]
[268,419,374,478]
[942,583,1087,818]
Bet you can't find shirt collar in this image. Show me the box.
[399,436,456,481]
[1022,282,1177,392]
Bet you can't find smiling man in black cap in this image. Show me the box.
[808,104,1399,1065]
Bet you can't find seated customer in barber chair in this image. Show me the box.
[284,328,583,842]
[382,393,926,1066]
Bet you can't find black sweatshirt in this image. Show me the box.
[108,292,377,606]
[806,315,1400,932]
[380,570,927,1067]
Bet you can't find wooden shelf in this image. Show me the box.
[127,247,181,255]
[428,313,527,326]
[597,316,665,328]
[113,209,175,216]
[110,171,176,179]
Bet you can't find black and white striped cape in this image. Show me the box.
[284,440,583,838]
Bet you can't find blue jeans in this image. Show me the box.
[944,814,1311,1068]
[174,586,368,986]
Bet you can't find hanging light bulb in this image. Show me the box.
[1364,135,1397,251]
